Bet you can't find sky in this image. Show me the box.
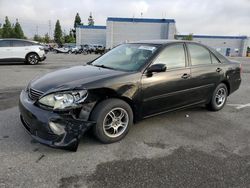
[0,0,249,38]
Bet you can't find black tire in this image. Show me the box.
[206,83,228,111]
[90,98,133,143]
[26,53,39,65]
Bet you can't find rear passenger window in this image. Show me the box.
[188,44,212,66]
[0,40,11,47]
[153,44,186,69]
[12,40,25,47]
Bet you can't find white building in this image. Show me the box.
[76,25,106,46]
[177,35,248,57]
[106,17,176,49]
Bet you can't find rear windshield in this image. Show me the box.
[208,47,229,63]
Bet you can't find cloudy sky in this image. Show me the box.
[0,0,249,38]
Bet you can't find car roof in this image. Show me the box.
[129,39,201,45]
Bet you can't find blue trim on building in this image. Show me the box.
[76,25,106,29]
[107,17,175,23]
[177,34,247,40]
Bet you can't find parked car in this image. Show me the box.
[19,40,241,151]
[69,45,82,54]
[53,47,70,53]
[0,38,46,65]
[95,45,105,54]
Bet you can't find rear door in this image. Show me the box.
[186,43,223,102]
[141,43,194,117]
[11,40,31,59]
[0,40,12,59]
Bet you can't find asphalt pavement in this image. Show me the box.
[0,53,249,188]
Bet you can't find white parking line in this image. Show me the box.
[227,103,250,109]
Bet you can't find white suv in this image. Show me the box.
[0,39,46,65]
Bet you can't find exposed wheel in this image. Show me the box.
[26,53,39,65]
[90,98,133,143]
[206,83,228,111]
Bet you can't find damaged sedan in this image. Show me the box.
[19,40,241,151]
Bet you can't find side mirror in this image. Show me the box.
[147,64,166,74]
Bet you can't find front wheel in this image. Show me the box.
[206,83,228,111]
[26,53,39,65]
[90,99,133,143]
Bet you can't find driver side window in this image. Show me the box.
[153,44,186,69]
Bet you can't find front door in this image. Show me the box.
[141,43,193,117]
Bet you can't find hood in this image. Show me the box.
[30,65,127,93]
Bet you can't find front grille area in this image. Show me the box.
[28,88,44,101]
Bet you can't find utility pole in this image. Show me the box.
[48,20,52,38]
[36,25,38,35]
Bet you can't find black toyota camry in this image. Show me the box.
[19,40,241,151]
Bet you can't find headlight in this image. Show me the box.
[38,90,87,110]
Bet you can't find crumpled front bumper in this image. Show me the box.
[19,90,95,151]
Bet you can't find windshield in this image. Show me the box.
[92,43,159,71]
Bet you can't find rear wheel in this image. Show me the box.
[206,83,228,111]
[90,99,133,143]
[26,53,39,65]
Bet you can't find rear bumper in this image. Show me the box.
[19,90,95,151]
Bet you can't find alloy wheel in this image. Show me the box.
[28,54,39,64]
[103,107,129,138]
[215,88,226,107]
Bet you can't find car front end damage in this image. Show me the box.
[19,89,96,151]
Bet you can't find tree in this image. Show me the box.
[74,13,81,28]
[181,33,193,41]
[0,24,2,38]
[2,16,13,38]
[33,34,43,42]
[54,20,63,45]
[13,19,25,39]
[44,33,50,43]
[64,30,75,43]
[88,12,94,26]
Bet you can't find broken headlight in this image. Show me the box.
[38,90,87,110]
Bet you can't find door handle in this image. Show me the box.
[216,68,222,72]
[181,73,191,79]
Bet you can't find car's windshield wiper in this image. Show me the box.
[93,64,115,70]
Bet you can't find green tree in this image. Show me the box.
[33,34,43,42]
[64,30,75,43]
[2,16,13,38]
[54,20,63,45]
[13,19,25,39]
[44,33,50,43]
[181,33,193,41]
[74,13,82,28]
[88,12,94,26]
[0,24,2,38]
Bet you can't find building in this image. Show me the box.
[106,17,176,49]
[76,25,106,46]
[75,17,248,57]
[176,35,248,57]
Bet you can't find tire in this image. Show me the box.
[206,83,228,111]
[90,98,133,143]
[26,53,39,65]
